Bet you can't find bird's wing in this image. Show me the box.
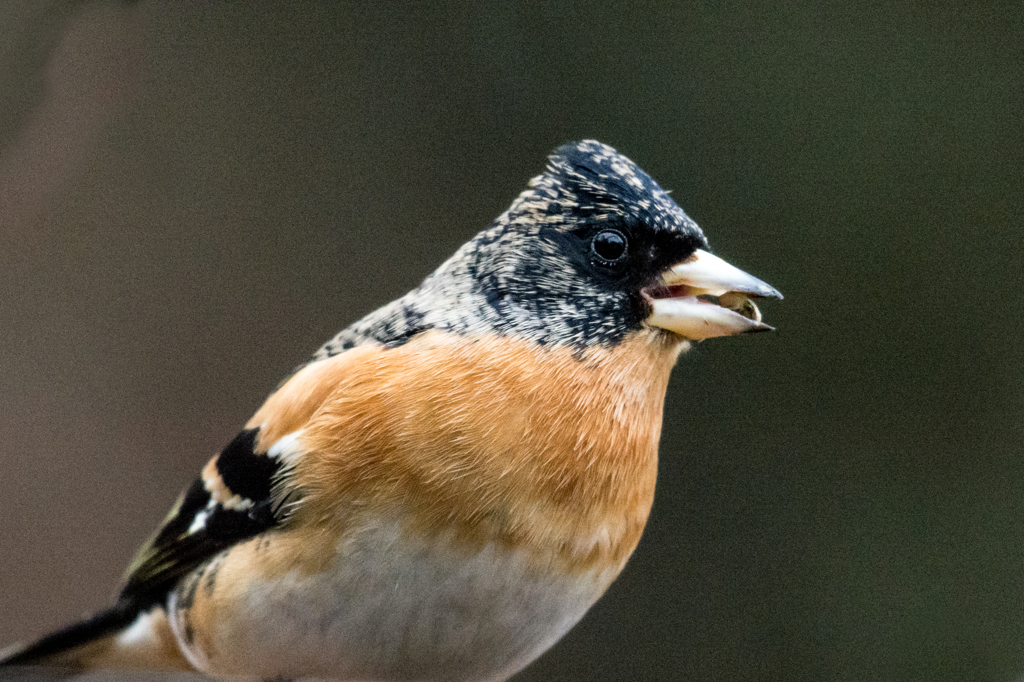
[118,426,297,606]
[115,345,375,607]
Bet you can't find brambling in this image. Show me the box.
[1,140,780,681]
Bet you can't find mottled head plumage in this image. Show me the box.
[315,140,710,358]
[506,140,706,244]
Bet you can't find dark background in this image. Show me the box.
[2,2,1023,681]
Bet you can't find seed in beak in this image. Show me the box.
[718,292,762,323]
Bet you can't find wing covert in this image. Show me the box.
[119,428,293,606]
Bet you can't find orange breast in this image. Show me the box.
[248,329,685,575]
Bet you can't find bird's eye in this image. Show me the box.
[591,230,628,263]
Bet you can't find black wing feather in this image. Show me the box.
[119,428,292,607]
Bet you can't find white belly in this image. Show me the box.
[171,521,618,682]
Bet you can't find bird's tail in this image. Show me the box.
[0,599,193,674]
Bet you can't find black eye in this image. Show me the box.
[591,230,627,263]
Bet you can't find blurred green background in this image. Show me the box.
[1,2,1022,681]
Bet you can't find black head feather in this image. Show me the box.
[316,140,709,356]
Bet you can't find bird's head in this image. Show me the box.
[424,140,781,348]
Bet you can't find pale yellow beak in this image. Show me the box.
[645,249,782,341]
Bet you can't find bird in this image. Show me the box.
[0,140,781,681]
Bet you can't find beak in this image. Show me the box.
[645,249,782,341]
